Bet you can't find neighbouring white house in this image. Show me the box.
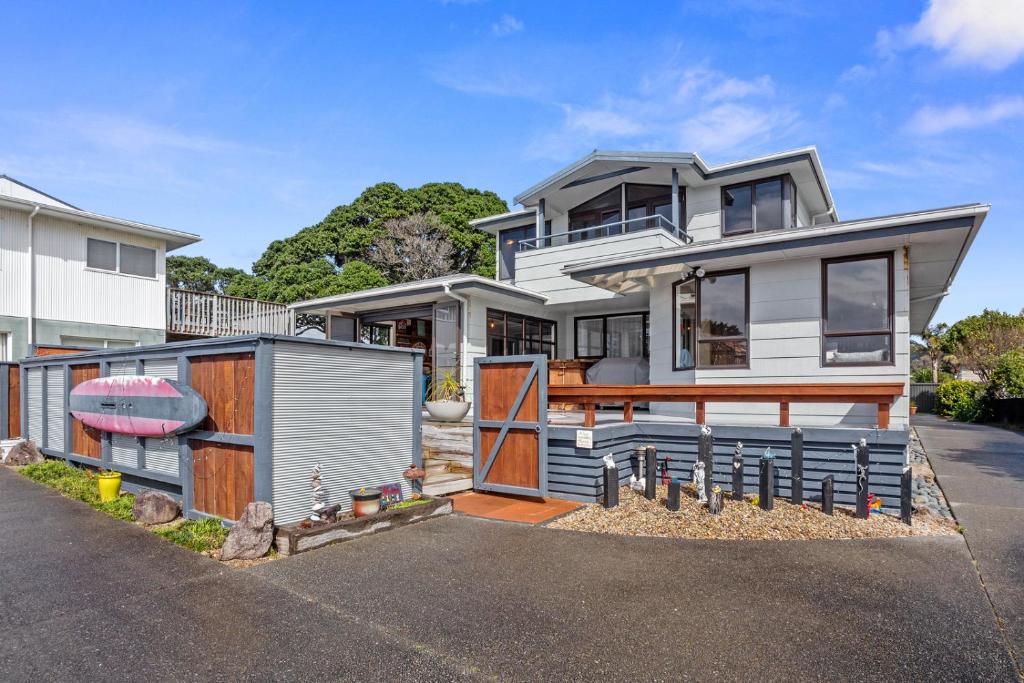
[290,147,987,429]
[0,175,201,360]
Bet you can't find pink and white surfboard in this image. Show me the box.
[70,375,208,438]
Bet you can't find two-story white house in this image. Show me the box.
[0,175,200,360]
[291,146,986,429]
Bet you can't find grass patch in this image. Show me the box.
[155,518,229,553]
[385,498,432,511]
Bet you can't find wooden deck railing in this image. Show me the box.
[167,288,295,338]
[547,383,906,429]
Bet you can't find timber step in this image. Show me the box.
[423,471,473,497]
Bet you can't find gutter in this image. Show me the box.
[27,204,40,346]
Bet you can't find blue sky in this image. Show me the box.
[3,0,1022,325]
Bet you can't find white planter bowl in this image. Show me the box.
[425,401,471,422]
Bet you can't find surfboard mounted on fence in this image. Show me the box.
[70,376,208,438]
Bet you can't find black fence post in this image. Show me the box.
[699,425,714,502]
[900,466,912,525]
[603,459,619,509]
[667,479,681,511]
[759,449,774,511]
[732,441,744,501]
[644,445,657,500]
[822,475,834,515]
[790,427,803,506]
[855,439,870,520]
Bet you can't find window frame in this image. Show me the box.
[86,238,118,272]
[497,224,535,280]
[820,251,895,368]
[671,278,697,370]
[573,311,650,360]
[486,308,558,359]
[720,174,797,237]
[85,237,159,280]
[695,268,750,370]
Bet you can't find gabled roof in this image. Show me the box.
[0,174,80,209]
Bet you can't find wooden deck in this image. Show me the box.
[167,288,294,338]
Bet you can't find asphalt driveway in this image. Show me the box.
[915,413,1024,672]
[0,465,1018,681]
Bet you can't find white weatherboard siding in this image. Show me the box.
[33,214,166,329]
[512,229,682,304]
[649,252,910,428]
[271,342,417,525]
[682,183,816,244]
[0,208,30,318]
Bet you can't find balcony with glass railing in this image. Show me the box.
[516,214,691,251]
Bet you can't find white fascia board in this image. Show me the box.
[468,208,536,233]
[0,195,201,250]
[289,274,547,311]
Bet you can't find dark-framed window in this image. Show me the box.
[360,323,391,346]
[497,224,535,280]
[574,312,649,360]
[626,183,685,232]
[721,174,796,236]
[672,279,697,370]
[487,309,557,359]
[696,269,749,368]
[86,238,157,278]
[568,186,621,243]
[821,252,894,366]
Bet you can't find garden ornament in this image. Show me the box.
[692,461,707,503]
[602,453,617,469]
[310,463,327,522]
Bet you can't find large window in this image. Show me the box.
[487,309,557,358]
[673,279,696,369]
[722,175,796,236]
[568,187,621,243]
[574,312,649,359]
[696,270,749,368]
[626,184,685,232]
[822,253,893,366]
[86,238,157,278]
[497,224,534,280]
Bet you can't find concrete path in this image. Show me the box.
[2,465,1018,681]
[915,413,1024,673]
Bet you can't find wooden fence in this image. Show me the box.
[910,383,940,413]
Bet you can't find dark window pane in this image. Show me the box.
[488,335,505,356]
[506,316,523,341]
[626,184,670,203]
[825,258,890,333]
[86,238,117,271]
[824,335,891,364]
[573,186,621,213]
[754,179,783,232]
[723,185,752,234]
[675,280,696,369]
[698,340,748,367]
[120,244,156,278]
[783,176,796,228]
[498,225,533,279]
[576,318,603,357]
[605,314,644,358]
[699,273,746,338]
[541,322,555,343]
[526,319,540,341]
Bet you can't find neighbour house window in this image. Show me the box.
[625,184,685,232]
[86,238,157,278]
[60,336,137,349]
[722,175,796,236]
[822,253,894,366]
[360,323,391,346]
[697,270,749,368]
[0,332,8,361]
[673,279,697,369]
[498,224,534,280]
[574,313,649,360]
[568,187,621,243]
[486,309,556,358]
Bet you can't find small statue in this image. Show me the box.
[403,463,426,496]
[310,463,327,522]
[692,461,707,503]
[602,453,617,469]
[629,473,645,492]
[708,485,724,515]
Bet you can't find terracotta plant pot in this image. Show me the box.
[97,471,122,502]
[425,400,471,422]
[350,488,383,517]
[910,405,918,416]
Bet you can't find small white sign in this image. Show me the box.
[576,430,594,449]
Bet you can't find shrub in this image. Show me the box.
[910,367,953,384]
[989,349,1024,399]
[935,380,984,422]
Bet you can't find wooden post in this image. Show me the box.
[877,402,890,429]
[855,439,870,520]
[698,426,714,502]
[603,464,619,509]
[623,401,633,423]
[822,475,834,515]
[584,404,596,428]
[732,441,744,501]
[900,466,912,525]
[667,479,681,511]
[790,427,803,505]
[696,400,706,425]
[759,452,774,511]
[779,401,790,427]
[644,445,657,501]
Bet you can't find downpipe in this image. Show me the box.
[27,204,40,346]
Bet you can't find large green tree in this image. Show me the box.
[941,309,1024,382]
[166,255,246,294]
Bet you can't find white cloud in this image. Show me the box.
[838,64,874,84]
[702,75,774,103]
[907,96,1024,134]
[491,14,524,37]
[824,93,847,111]
[563,105,645,137]
[881,0,1024,69]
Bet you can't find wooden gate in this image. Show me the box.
[473,355,548,496]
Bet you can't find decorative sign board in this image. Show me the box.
[575,430,594,449]
[379,482,404,508]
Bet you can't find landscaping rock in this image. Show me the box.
[4,440,44,466]
[133,491,180,525]
[220,502,274,561]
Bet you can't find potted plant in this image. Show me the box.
[350,487,383,517]
[910,399,918,416]
[96,469,122,502]
[425,368,470,422]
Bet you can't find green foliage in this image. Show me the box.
[910,367,953,384]
[942,309,1024,382]
[428,369,465,402]
[935,380,985,422]
[166,255,246,294]
[97,494,137,522]
[154,518,229,553]
[386,498,431,510]
[20,460,136,519]
[989,349,1024,399]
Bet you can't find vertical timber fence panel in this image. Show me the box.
[910,383,940,413]
[0,362,19,440]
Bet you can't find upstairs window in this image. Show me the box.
[86,238,117,271]
[497,224,534,280]
[120,244,157,278]
[722,175,796,236]
[626,184,685,233]
[568,186,622,243]
[822,253,893,366]
[86,238,157,278]
[697,270,749,368]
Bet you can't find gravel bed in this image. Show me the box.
[547,484,957,541]
[910,428,954,519]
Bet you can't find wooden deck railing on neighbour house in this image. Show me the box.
[166,288,295,338]
[547,383,906,429]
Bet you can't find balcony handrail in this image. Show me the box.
[517,214,692,251]
[166,288,295,337]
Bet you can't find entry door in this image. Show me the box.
[473,355,548,496]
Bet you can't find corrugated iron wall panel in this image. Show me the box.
[111,434,138,468]
[144,437,179,476]
[26,368,42,443]
[45,367,65,451]
[143,357,178,381]
[270,342,416,525]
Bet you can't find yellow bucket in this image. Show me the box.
[97,472,122,502]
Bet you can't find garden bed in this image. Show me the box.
[275,496,452,555]
[546,484,958,541]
